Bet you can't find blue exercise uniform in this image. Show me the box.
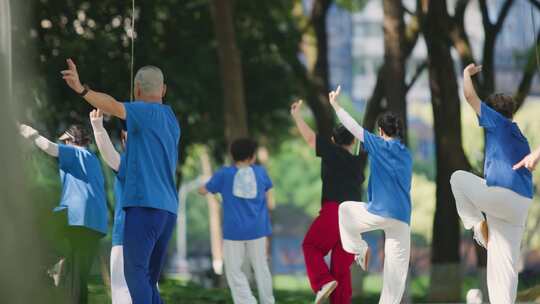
[56,144,108,235]
[111,154,126,246]
[206,165,273,240]
[121,101,180,303]
[122,101,180,214]
[363,131,413,224]
[478,102,533,199]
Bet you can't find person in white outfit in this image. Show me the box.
[89,109,131,304]
[450,63,534,304]
[199,138,275,304]
[327,86,413,304]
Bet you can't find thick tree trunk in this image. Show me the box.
[209,0,248,281]
[210,0,249,144]
[422,0,471,301]
[304,0,334,138]
[382,0,408,142]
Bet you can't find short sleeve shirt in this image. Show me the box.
[363,131,412,224]
[478,102,533,198]
[112,154,126,246]
[122,101,181,214]
[315,136,364,204]
[206,165,273,240]
[57,145,108,234]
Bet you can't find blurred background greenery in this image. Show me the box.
[4,0,540,303]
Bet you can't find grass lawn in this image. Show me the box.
[88,273,540,303]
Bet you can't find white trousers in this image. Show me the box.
[450,170,532,304]
[223,237,275,304]
[110,245,132,304]
[338,202,410,304]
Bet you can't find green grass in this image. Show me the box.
[89,273,538,303]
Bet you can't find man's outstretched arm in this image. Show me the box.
[61,58,126,119]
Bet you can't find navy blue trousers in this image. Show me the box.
[123,207,176,304]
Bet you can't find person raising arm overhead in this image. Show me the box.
[326,85,413,304]
[291,99,362,304]
[449,63,533,304]
[62,58,180,304]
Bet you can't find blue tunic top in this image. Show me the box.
[56,144,108,234]
[206,165,273,240]
[364,131,413,224]
[122,101,181,214]
[112,154,126,246]
[478,102,533,198]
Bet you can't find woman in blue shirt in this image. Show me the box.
[450,64,533,304]
[19,123,107,304]
[328,86,413,304]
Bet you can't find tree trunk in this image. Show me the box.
[210,0,249,144]
[200,147,224,278]
[382,0,408,142]
[421,0,471,301]
[304,0,335,138]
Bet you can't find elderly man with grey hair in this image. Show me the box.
[62,59,180,304]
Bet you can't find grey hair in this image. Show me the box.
[134,65,164,95]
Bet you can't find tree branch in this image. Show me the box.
[529,0,540,11]
[493,0,515,34]
[514,30,540,111]
[406,61,428,92]
[478,0,493,31]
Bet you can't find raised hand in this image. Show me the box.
[328,85,341,110]
[290,99,303,117]
[464,64,482,76]
[61,58,84,93]
[513,149,540,171]
[19,123,38,139]
[89,109,103,127]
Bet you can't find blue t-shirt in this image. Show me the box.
[112,154,126,246]
[56,144,108,234]
[122,101,181,214]
[478,102,533,198]
[364,131,412,224]
[206,165,273,240]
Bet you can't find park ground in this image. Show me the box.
[87,273,540,303]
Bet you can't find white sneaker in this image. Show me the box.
[354,247,371,271]
[314,280,338,304]
[473,220,489,249]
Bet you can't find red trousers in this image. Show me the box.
[302,202,355,304]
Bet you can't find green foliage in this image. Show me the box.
[267,138,322,217]
[17,0,303,162]
[335,0,370,12]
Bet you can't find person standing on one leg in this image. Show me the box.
[19,123,108,304]
[290,100,360,304]
[61,59,180,304]
[199,138,275,304]
[89,109,132,304]
[327,86,413,304]
[450,64,533,304]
